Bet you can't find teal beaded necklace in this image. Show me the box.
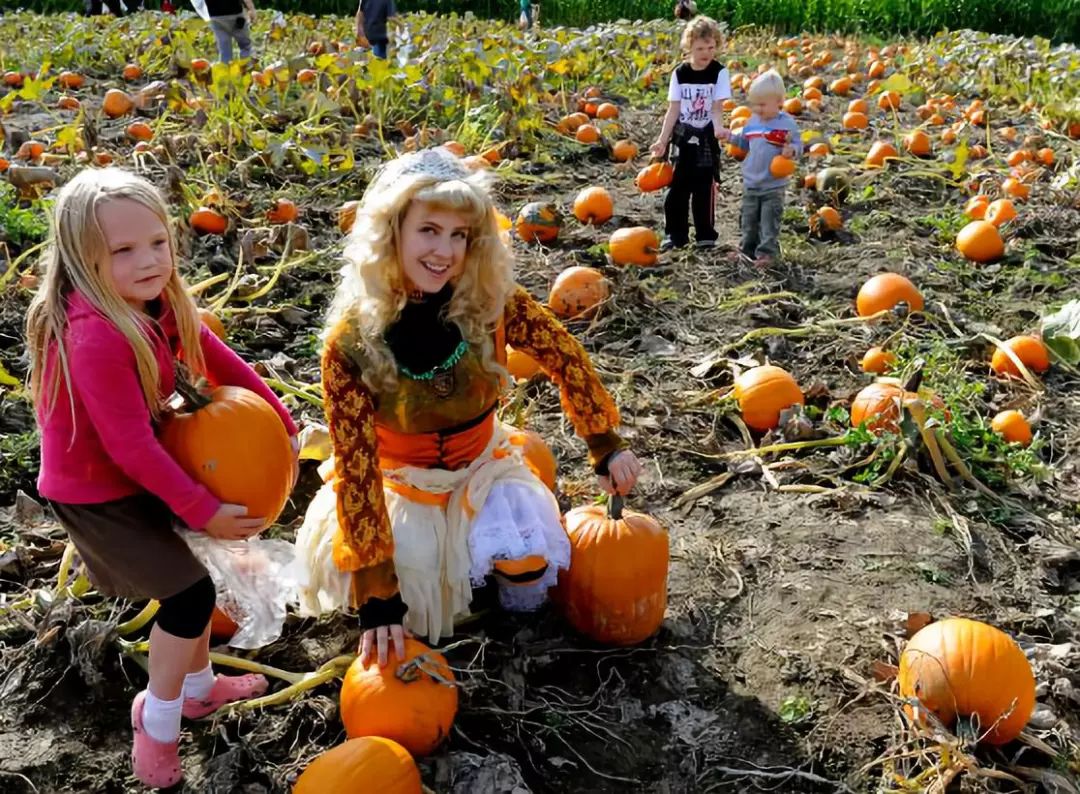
[397,338,469,380]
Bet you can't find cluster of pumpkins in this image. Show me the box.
[726,271,1046,445]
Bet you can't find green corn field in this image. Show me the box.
[1,0,1078,43]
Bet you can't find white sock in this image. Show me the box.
[182,665,215,700]
[142,690,183,743]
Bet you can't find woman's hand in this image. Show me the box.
[359,624,409,667]
[598,449,644,496]
[649,140,668,158]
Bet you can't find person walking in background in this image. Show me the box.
[356,0,397,60]
[193,0,258,63]
[84,0,130,15]
[518,0,540,30]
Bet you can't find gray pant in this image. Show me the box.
[740,188,785,259]
[209,14,253,62]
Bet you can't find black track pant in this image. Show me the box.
[664,158,717,246]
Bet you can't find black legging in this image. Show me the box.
[156,576,216,639]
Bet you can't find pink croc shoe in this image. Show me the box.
[182,673,269,719]
[131,691,183,789]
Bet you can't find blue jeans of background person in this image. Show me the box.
[209,14,254,62]
[371,39,388,58]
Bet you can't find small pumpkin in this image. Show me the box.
[1001,177,1031,200]
[902,129,932,157]
[612,139,638,162]
[508,428,557,492]
[102,88,135,119]
[990,335,1050,377]
[190,206,228,236]
[58,71,84,90]
[267,197,299,225]
[125,121,154,142]
[198,308,227,340]
[861,346,895,374]
[809,206,842,235]
[726,142,748,161]
[575,124,600,144]
[505,345,541,380]
[990,410,1032,446]
[292,737,421,794]
[864,140,899,168]
[122,63,143,82]
[548,266,609,320]
[984,199,1016,227]
[553,495,669,646]
[340,638,458,756]
[608,226,659,267]
[899,617,1035,745]
[963,195,990,220]
[635,162,674,193]
[849,381,905,432]
[877,90,901,111]
[856,273,924,317]
[956,220,1004,263]
[572,187,614,225]
[596,102,619,120]
[515,201,562,244]
[159,384,295,527]
[842,111,869,130]
[733,365,804,432]
[769,155,796,179]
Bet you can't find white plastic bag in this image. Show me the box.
[182,531,306,649]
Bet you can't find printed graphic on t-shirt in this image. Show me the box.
[667,62,732,130]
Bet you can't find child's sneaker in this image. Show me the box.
[181,673,269,719]
[660,238,685,253]
[131,692,183,789]
[693,239,717,249]
[754,255,774,268]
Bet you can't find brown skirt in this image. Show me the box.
[48,493,209,600]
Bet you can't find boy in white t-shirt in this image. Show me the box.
[650,16,732,251]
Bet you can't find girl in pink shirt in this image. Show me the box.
[25,168,299,789]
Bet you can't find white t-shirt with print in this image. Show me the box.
[667,61,732,129]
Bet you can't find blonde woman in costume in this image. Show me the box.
[296,148,643,665]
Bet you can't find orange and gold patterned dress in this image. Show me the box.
[295,285,626,641]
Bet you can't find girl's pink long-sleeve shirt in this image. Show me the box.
[36,290,299,530]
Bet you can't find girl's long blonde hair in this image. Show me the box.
[326,149,515,393]
[25,167,205,422]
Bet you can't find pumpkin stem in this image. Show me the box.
[170,367,214,412]
[608,493,624,520]
[903,358,925,393]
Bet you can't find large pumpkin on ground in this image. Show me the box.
[159,385,294,527]
[292,737,421,794]
[340,638,457,756]
[515,201,562,244]
[554,495,668,646]
[733,365,804,432]
[548,266,609,320]
[990,410,1032,446]
[572,187,614,225]
[609,227,659,267]
[856,273,924,317]
[899,617,1035,745]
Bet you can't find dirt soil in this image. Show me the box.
[2,36,1080,794]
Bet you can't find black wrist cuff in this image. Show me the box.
[358,592,408,630]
